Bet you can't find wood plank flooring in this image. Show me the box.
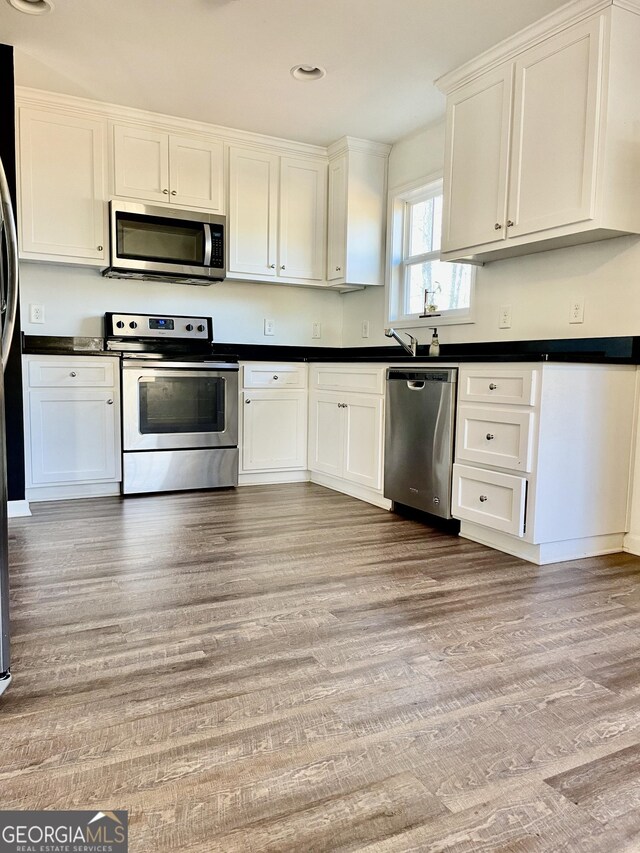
[3,482,640,851]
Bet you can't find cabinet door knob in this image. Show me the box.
[245,399,251,404]
[70,371,77,377]
[489,383,498,390]
[280,265,286,271]
[507,220,514,227]
[273,375,279,380]
[163,189,169,194]
[107,398,113,405]
[479,495,488,502]
[269,264,275,269]
[97,245,103,252]
[486,433,495,441]
[171,190,177,196]
[335,266,341,272]
[494,223,502,230]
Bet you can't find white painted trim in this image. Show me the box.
[460,520,625,564]
[623,532,640,555]
[327,136,392,159]
[26,482,121,502]
[238,471,311,486]
[7,500,31,518]
[436,0,640,94]
[310,471,392,509]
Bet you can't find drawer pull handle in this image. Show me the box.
[479,495,488,503]
[273,375,279,380]
[486,433,495,441]
[107,399,113,405]
[488,383,498,390]
[70,371,77,377]
[245,399,251,404]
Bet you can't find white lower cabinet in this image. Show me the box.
[23,356,121,501]
[308,365,388,508]
[452,363,636,564]
[238,363,308,484]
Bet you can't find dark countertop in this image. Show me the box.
[21,334,640,365]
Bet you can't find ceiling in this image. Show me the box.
[1,0,570,146]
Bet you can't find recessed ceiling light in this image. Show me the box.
[290,65,326,82]
[6,0,54,14]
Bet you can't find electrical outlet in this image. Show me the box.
[361,320,370,338]
[30,304,45,324]
[569,299,585,324]
[312,321,322,339]
[263,318,275,336]
[498,305,512,329]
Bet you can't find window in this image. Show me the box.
[387,176,475,326]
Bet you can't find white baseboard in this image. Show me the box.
[238,470,311,486]
[26,482,121,502]
[623,532,640,556]
[8,500,31,518]
[460,521,625,565]
[310,471,392,510]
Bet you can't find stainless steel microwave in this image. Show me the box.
[102,201,226,285]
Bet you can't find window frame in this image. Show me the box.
[386,173,476,328]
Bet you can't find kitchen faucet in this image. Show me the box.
[384,328,418,357]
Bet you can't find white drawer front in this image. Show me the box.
[27,358,116,388]
[311,365,385,394]
[242,363,307,389]
[452,463,527,537]
[459,367,537,406]
[456,405,535,472]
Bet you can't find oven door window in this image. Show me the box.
[116,212,206,267]
[139,376,224,434]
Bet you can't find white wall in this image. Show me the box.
[19,263,343,347]
[342,120,640,348]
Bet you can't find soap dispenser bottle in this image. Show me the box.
[429,327,440,357]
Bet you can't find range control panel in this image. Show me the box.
[106,313,212,340]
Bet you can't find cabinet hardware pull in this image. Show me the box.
[245,399,251,404]
[479,495,488,502]
[281,265,286,270]
[107,399,113,405]
[335,266,341,272]
[489,383,498,390]
[162,189,169,194]
[507,220,514,227]
[171,190,177,196]
[273,375,279,380]
[486,433,495,440]
[494,223,502,230]
[269,264,275,269]
[70,371,77,377]
[97,245,103,252]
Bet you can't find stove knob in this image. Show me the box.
[129,321,138,329]
[197,324,205,333]
[116,320,125,329]
[186,324,194,332]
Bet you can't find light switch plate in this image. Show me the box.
[263,318,275,336]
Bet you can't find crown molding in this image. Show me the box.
[327,136,392,159]
[436,0,639,94]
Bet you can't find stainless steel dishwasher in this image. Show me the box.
[384,367,457,518]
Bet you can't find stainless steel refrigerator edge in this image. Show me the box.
[384,368,457,518]
[0,154,19,696]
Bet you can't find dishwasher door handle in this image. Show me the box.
[407,380,425,390]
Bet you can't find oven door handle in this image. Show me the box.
[203,223,213,267]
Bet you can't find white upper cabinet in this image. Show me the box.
[326,139,390,288]
[18,107,107,265]
[438,2,640,262]
[227,145,327,285]
[113,124,224,212]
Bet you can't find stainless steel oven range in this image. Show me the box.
[105,312,238,495]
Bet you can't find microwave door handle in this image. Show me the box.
[0,158,18,374]
[203,223,212,267]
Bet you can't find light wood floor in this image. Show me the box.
[4,483,640,851]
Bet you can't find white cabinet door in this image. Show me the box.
[441,65,513,253]
[308,392,343,477]
[343,394,384,490]
[28,388,119,485]
[241,390,307,471]
[327,155,347,281]
[113,125,170,203]
[19,108,106,263]
[169,134,224,212]
[228,146,279,277]
[507,16,603,238]
[279,156,327,281]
